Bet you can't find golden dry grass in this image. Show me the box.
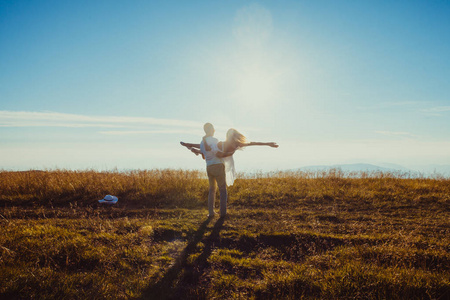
[0,169,449,299]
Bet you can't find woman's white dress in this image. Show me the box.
[221,144,236,186]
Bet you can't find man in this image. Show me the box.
[181,123,233,218]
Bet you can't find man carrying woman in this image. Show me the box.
[181,123,278,218]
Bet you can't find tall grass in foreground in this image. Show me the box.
[1,169,449,209]
[0,169,449,299]
[0,169,208,208]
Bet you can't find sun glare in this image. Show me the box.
[234,63,279,105]
[227,4,291,109]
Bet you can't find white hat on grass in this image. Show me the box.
[98,195,118,204]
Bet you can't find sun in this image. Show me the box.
[234,62,280,106]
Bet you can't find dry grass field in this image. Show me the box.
[0,169,449,299]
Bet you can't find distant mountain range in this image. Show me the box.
[298,163,404,173]
[297,163,450,176]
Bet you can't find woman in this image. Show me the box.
[181,128,278,186]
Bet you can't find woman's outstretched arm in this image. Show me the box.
[180,142,201,149]
[241,142,279,148]
[180,141,235,157]
[187,146,232,158]
[216,150,235,158]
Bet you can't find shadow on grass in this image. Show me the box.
[140,216,225,300]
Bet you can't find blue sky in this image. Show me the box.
[1,0,450,172]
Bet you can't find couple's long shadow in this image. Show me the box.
[141,216,225,300]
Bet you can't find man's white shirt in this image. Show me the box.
[200,136,223,166]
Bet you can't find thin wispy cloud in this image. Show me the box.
[382,101,425,107]
[0,121,126,128]
[421,106,450,116]
[0,111,259,136]
[357,101,426,111]
[0,111,203,130]
[0,111,203,128]
[357,102,450,118]
[99,129,202,136]
[375,130,416,138]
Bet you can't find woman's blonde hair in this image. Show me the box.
[226,128,247,148]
